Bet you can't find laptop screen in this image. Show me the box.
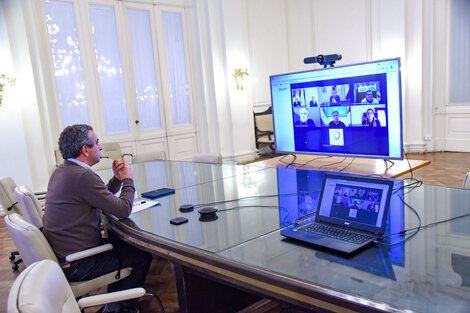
[317,174,394,234]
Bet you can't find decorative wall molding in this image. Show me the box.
[404,142,427,154]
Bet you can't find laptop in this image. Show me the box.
[281,174,394,254]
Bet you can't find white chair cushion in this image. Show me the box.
[9,260,81,313]
[5,214,58,266]
[15,186,43,229]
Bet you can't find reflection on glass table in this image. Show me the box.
[219,183,470,313]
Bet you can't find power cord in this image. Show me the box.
[317,157,348,170]
[374,194,421,246]
[188,191,320,209]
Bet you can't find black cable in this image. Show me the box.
[6,201,18,211]
[338,158,355,172]
[278,154,334,168]
[278,153,297,168]
[293,210,317,223]
[317,157,348,170]
[217,204,284,213]
[217,204,299,226]
[392,179,423,194]
[403,149,414,180]
[296,155,332,167]
[190,191,320,209]
[145,292,165,313]
[215,210,318,254]
[374,194,421,246]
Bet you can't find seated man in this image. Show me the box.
[43,124,152,313]
[293,97,302,106]
[309,96,318,107]
[361,90,379,104]
[329,89,341,105]
[295,108,315,127]
[328,111,346,128]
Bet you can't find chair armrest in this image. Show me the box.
[65,243,113,263]
[34,191,47,201]
[256,130,274,136]
[77,287,146,309]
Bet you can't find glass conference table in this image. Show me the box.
[98,161,470,313]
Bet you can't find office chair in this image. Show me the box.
[132,151,167,163]
[14,185,44,229]
[0,177,24,270]
[192,153,223,164]
[463,172,470,190]
[7,259,151,313]
[100,142,123,160]
[92,157,115,171]
[54,149,64,166]
[253,107,275,156]
[4,213,133,297]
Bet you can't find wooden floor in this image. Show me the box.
[1,152,469,312]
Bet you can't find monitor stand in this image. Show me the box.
[383,159,395,170]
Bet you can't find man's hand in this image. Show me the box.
[112,159,133,181]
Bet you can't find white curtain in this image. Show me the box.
[162,11,191,125]
[90,5,129,133]
[128,9,162,130]
[449,0,470,104]
[45,0,89,127]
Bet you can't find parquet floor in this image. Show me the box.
[1,152,469,312]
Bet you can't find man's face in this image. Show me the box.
[305,196,314,209]
[366,92,373,101]
[332,90,337,96]
[333,111,339,122]
[300,109,308,122]
[87,130,102,166]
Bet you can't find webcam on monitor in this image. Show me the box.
[303,54,342,68]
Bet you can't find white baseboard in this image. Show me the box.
[223,150,258,164]
[404,143,427,154]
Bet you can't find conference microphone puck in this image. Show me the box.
[179,204,194,213]
[198,207,218,222]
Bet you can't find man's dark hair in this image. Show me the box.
[58,124,94,159]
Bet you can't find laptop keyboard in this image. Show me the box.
[299,222,372,244]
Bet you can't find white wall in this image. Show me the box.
[0,0,464,190]
[236,0,425,152]
[0,1,34,194]
[2,0,53,192]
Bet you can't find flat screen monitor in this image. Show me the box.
[270,58,403,159]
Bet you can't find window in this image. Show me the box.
[45,0,89,126]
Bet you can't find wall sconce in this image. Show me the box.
[0,74,16,106]
[233,68,249,91]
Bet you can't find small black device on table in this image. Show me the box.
[141,188,175,199]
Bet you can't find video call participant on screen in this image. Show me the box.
[350,201,360,210]
[295,108,315,127]
[328,111,346,128]
[309,96,318,107]
[329,89,341,105]
[293,97,302,107]
[363,108,381,127]
[361,90,379,104]
[335,195,346,207]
